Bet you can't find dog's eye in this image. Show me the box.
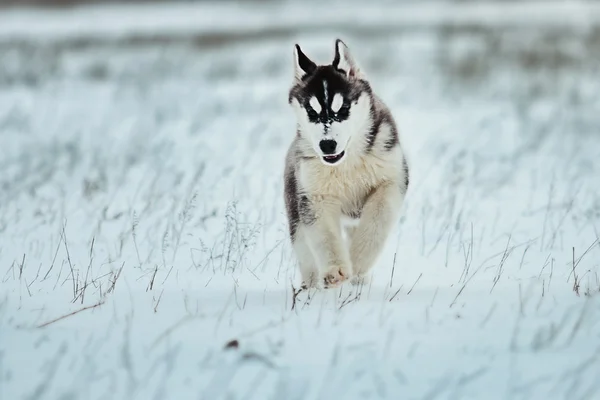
[307,109,319,120]
[337,104,350,116]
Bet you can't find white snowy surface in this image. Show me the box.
[1,2,600,399]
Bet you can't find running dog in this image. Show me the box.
[284,39,409,288]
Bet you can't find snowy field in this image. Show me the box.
[2,2,600,399]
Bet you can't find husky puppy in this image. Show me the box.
[284,39,409,288]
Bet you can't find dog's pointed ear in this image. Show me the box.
[332,39,361,79]
[294,44,316,82]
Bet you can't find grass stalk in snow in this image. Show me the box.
[36,300,105,328]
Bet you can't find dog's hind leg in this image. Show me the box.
[350,182,404,278]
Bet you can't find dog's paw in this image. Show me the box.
[323,265,350,288]
[299,270,320,290]
[350,274,370,286]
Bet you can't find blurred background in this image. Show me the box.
[2,0,598,215]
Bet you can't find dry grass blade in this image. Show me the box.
[37,300,105,328]
[291,283,304,310]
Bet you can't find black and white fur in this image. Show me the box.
[284,39,409,288]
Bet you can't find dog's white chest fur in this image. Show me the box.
[298,149,402,216]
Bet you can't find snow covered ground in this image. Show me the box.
[1,2,600,399]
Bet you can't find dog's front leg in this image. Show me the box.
[350,182,403,279]
[302,197,351,287]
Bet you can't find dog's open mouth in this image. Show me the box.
[322,151,345,164]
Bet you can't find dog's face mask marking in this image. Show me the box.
[289,40,372,166]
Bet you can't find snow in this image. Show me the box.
[1,1,600,399]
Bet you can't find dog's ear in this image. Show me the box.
[332,39,362,79]
[294,44,317,82]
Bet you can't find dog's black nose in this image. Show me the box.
[319,140,337,155]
